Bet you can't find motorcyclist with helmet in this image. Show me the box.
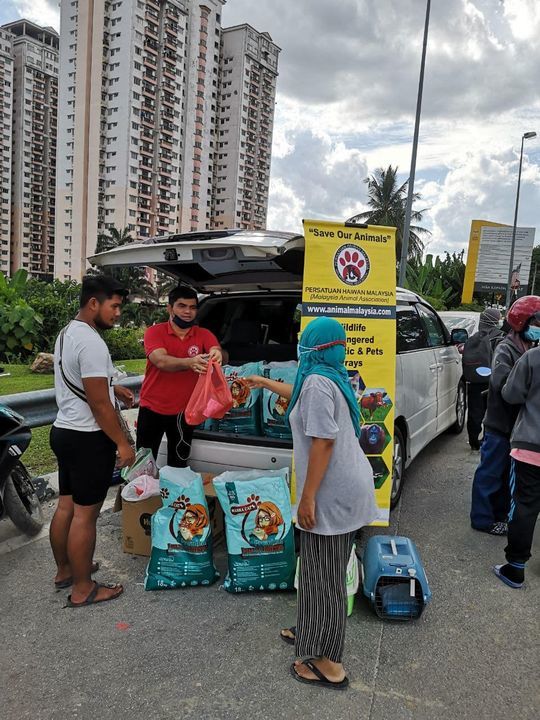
[470,296,540,536]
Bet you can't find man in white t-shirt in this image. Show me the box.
[49,275,136,607]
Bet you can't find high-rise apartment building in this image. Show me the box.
[2,20,59,280]
[55,0,225,281]
[0,29,14,275]
[211,25,279,230]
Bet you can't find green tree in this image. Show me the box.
[347,165,430,261]
[528,245,540,294]
[22,278,80,352]
[404,251,466,310]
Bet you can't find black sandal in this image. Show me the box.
[280,626,296,645]
[290,659,349,690]
[66,581,123,608]
[55,561,100,590]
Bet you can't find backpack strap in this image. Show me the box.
[58,326,88,403]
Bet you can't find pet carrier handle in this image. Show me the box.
[390,538,398,555]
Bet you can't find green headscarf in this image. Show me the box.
[286,317,361,437]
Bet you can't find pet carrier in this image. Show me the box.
[361,535,431,620]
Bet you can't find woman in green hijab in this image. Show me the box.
[247,317,377,690]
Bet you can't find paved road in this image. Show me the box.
[0,430,538,720]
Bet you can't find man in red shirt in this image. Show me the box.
[136,286,222,467]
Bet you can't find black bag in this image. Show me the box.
[462,330,498,384]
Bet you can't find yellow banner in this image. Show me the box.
[302,220,397,526]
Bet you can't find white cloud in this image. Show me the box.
[10,0,59,28]
[428,148,540,255]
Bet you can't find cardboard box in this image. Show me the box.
[122,495,162,557]
[121,472,223,555]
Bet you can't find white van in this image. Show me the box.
[91,229,466,507]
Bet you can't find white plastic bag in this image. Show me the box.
[121,474,160,501]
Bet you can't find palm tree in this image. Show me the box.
[89,227,150,299]
[347,165,430,261]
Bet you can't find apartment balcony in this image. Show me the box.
[143,69,157,82]
[143,54,157,68]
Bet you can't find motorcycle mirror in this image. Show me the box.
[476,367,492,377]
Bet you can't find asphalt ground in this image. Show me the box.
[1,429,539,720]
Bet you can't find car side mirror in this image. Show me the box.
[450,328,469,344]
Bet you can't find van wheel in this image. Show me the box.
[450,380,466,434]
[390,426,406,509]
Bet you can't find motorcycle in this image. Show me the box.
[0,403,44,535]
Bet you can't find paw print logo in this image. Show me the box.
[333,244,370,286]
[172,494,190,510]
[247,494,261,508]
[160,488,170,499]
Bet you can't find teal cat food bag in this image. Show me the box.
[213,468,295,593]
[216,362,262,435]
[145,466,219,590]
[261,361,297,440]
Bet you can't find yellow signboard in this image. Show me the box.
[462,219,508,303]
[302,220,397,525]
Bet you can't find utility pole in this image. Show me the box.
[398,0,431,288]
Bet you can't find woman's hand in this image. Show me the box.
[297,494,316,530]
[245,374,267,389]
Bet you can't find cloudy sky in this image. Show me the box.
[2,0,540,257]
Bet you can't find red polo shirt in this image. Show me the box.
[139,322,220,415]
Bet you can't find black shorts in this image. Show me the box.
[50,426,116,506]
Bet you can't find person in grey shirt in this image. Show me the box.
[248,317,377,690]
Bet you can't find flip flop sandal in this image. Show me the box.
[492,565,524,589]
[55,561,100,590]
[280,626,296,646]
[290,659,349,690]
[66,581,123,608]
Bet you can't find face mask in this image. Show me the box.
[172,314,196,330]
[524,326,540,342]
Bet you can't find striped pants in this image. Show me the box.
[295,530,356,663]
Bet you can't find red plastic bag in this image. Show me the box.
[185,359,233,426]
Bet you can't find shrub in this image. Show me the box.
[0,271,43,361]
[103,327,145,360]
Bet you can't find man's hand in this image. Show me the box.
[297,494,316,530]
[117,441,136,469]
[208,347,223,365]
[114,385,135,408]
[189,354,209,374]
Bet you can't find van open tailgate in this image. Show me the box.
[89,229,305,292]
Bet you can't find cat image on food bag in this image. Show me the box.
[248,501,284,545]
[273,393,290,417]
[230,378,251,409]
[176,503,209,546]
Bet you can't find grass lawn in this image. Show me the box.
[0,359,146,396]
[1,359,146,477]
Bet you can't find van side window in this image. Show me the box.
[397,305,428,352]
[416,304,446,348]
